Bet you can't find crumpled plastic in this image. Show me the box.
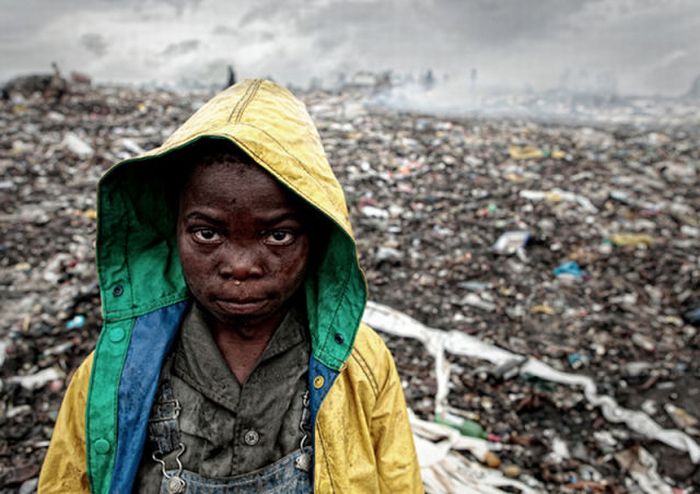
[363,301,700,465]
[410,411,540,494]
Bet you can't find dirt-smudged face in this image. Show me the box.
[177,158,310,332]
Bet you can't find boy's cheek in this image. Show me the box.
[180,255,216,296]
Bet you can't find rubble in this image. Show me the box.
[1,79,699,491]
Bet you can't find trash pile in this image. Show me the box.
[1,79,699,492]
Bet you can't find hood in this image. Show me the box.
[96,79,367,370]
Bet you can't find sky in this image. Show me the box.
[1,0,698,96]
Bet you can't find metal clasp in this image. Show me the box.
[152,443,187,493]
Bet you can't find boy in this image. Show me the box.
[39,79,422,492]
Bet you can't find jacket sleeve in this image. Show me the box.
[38,352,94,494]
[370,340,424,493]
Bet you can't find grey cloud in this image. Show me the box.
[80,33,109,57]
[160,39,201,57]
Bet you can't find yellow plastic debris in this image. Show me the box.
[609,234,654,247]
[508,146,566,160]
[544,191,563,202]
[530,304,556,315]
[550,150,566,159]
[509,145,544,160]
[14,262,31,271]
[83,209,97,220]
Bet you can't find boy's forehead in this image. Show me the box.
[186,147,254,176]
[180,153,308,213]
[179,146,257,190]
[185,156,279,193]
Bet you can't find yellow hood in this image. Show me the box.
[153,79,353,236]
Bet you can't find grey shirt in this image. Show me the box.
[135,303,310,492]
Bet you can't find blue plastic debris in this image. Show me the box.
[65,314,86,330]
[553,261,586,280]
[567,352,587,369]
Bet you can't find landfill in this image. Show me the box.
[1,75,699,492]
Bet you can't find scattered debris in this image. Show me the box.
[65,314,86,330]
[492,230,531,256]
[614,446,674,494]
[552,261,586,281]
[365,301,700,491]
[1,80,699,491]
[7,367,65,391]
[665,403,699,432]
[61,132,94,159]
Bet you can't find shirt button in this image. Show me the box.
[244,429,260,446]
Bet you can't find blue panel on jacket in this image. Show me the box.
[308,358,339,435]
[307,357,338,485]
[111,301,189,494]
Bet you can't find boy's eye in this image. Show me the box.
[192,228,221,243]
[263,230,295,246]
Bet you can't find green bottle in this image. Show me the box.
[434,414,488,439]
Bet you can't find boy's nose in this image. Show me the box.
[218,245,264,281]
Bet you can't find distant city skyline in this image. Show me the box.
[1,0,698,96]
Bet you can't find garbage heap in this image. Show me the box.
[1,81,698,492]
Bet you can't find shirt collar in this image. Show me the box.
[173,302,308,403]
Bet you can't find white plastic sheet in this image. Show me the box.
[363,301,700,466]
[8,366,65,390]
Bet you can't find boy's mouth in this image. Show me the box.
[214,297,268,315]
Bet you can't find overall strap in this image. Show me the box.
[147,378,182,456]
[147,357,187,493]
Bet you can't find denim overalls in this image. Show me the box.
[147,378,312,494]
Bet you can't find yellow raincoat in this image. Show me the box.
[39,80,422,493]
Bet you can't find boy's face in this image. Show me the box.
[177,158,311,329]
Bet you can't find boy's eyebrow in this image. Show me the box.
[184,210,304,225]
[258,210,304,225]
[184,211,227,225]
